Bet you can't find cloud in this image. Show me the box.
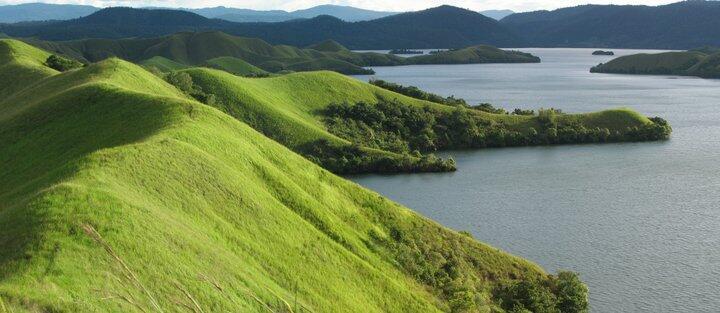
[0,0,683,12]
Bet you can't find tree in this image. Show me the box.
[45,54,83,72]
[555,272,589,313]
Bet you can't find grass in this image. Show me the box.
[181,67,653,159]
[204,56,268,76]
[591,50,720,78]
[139,56,188,72]
[1,38,559,312]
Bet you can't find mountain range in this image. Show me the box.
[0,6,522,49]
[2,1,720,49]
[0,3,513,23]
[500,0,720,49]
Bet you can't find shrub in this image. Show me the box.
[45,54,83,72]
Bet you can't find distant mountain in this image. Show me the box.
[290,4,397,21]
[479,9,514,20]
[0,3,395,23]
[0,3,98,23]
[500,0,720,49]
[0,6,522,49]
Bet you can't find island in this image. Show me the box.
[591,47,720,78]
[592,50,615,56]
[389,48,423,54]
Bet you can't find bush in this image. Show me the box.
[45,54,83,72]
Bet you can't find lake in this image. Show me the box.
[351,48,720,312]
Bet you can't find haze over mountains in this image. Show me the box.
[1,1,720,49]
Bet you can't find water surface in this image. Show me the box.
[351,48,720,312]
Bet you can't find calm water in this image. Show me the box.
[351,49,720,312]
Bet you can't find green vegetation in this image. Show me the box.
[44,54,83,71]
[592,50,614,56]
[1,37,591,313]
[591,49,720,78]
[370,79,467,106]
[406,45,541,64]
[204,56,269,77]
[139,55,188,72]
[21,31,542,77]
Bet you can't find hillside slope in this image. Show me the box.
[501,1,720,49]
[0,38,585,312]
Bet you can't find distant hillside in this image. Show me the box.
[23,32,540,76]
[23,31,393,74]
[0,6,523,49]
[0,3,98,23]
[479,9,514,20]
[0,3,395,23]
[591,49,720,78]
[501,0,720,49]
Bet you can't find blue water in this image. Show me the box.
[351,48,720,312]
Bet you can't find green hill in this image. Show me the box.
[591,50,720,78]
[139,55,188,72]
[0,38,591,313]
[406,45,541,64]
[20,31,544,77]
[203,56,268,76]
[175,66,669,174]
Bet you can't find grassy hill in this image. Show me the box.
[591,50,720,78]
[0,38,592,312]
[406,45,541,64]
[24,31,383,75]
[173,65,669,175]
[21,31,543,76]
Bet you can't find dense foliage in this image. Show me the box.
[44,54,82,71]
[370,79,467,106]
[494,272,589,313]
[323,100,672,155]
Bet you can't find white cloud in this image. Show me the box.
[0,0,684,12]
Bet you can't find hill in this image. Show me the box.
[21,31,541,75]
[0,6,523,49]
[500,0,720,49]
[590,49,720,78]
[0,3,98,23]
[0,38,591,313]
[23,32,391,75]
[406,45,540,64]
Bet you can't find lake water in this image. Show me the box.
[351,49,720,312]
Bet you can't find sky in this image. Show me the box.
[0,0,686,12]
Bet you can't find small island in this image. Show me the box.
[389,48,424,55]
[591,47,720,78]
[592,50,615,56]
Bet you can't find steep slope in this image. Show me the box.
[591,50,720,78]
[0,6,522,49]
[501,1,720,49]
[1,38,580,313]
